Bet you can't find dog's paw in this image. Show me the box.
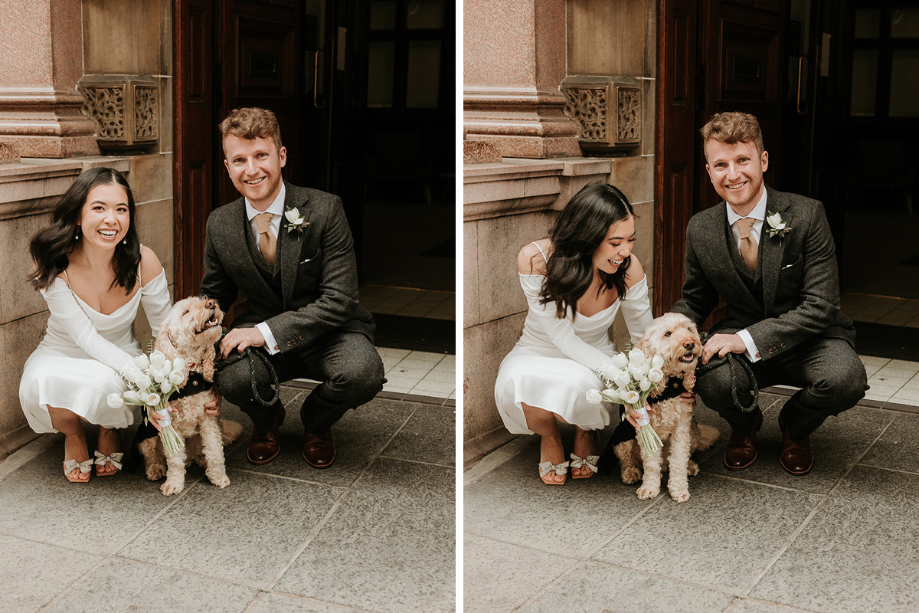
[209,474,230,488]
[636,484,660,500]
[621,467,642,484]
[687,460,700,476]
[145,465,166,481]
[670,489,690,503]
[160,480,185,496]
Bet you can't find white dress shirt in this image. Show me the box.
[243,183,286,355]
[725,188,768,362]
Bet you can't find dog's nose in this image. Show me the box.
[204,298,216,309]
[683,341,695,350]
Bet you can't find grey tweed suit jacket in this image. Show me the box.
[672,186,855,361]
[201,181,375,354]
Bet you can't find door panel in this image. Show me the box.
[655,0,698,315]
[175,0,214,299]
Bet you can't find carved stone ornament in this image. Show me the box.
[560,76,641,150]
[78,76,159,151]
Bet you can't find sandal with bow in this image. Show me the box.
[538,460,569,486]
[569,453,599,480]
[93,450,124,477]
[63,458,93,483]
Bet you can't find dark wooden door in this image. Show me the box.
[217,0,302,208]
[174,0,215,299]
[655,0,699,316]
[697,0,787,209]
[655,0,786,316]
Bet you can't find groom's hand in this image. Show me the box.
[220,328,266,359]
[702,333,746,364]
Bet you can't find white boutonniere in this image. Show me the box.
[283,207,309,236]
[765,211,791,240]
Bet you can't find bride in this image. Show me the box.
[18,167,172,482]
[494,183,656,485]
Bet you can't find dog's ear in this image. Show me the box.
[154,315,180,360]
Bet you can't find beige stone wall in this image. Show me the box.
[0,0,174,458]
[81,0,175,353]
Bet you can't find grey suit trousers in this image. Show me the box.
[695,335,868,439]
[216,329,384,433]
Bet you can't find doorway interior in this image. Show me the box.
[175,0,456,353]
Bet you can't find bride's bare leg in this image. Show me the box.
[48,406,90,482]
[522,403,566,484]
[95,426,122,475]
[571,427,599,478]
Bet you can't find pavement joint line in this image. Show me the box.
[725,596,822,613]
[462,531,583,562]
[463,434,533,486]
[853,462,919,477]
[738,413,897,599]
[586,493,667,561]
[37,556,107,612]
[705,471,826,496]
[511,556,584,612]
[262,404,422,592]
[231,466,352,489]
[113,471,206,556]
[107,554,268,590]
[377,454,454,470]
[589,558,745,597]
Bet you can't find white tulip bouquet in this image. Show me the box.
[107,350,186,458]
[586,347,665,454]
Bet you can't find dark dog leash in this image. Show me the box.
[213,329,281,408]
[695,331,759,414]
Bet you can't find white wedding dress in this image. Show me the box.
[494,246,653,434]
[19,263,172,433]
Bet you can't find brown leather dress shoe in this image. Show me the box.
[724,411,763,471]
[779,409,814,475]
[302,427,336,469]
[246,406,285,465]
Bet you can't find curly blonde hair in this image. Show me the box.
[219,107,283,155]
[700,112,764,161]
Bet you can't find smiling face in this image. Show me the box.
[77,183,131,254]
[592,216,636,276]
[704,139,768,216]
[223,133,287,211]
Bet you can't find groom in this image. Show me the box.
[672,112,867,475]
[201,107,384,468]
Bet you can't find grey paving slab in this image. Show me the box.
[380,404,454,466]
[701,404,895,495]
[0,444,177,555]
[728,599,821,613]
[248,592,368,613]
[42,558,258,613]
[118,469,342,586]
[464,439,651,558]
[0,533,102,613]
[522,560,736,613]
[593,473,821,594]
[274,458,455,613]
[750,465,919,613]
[464,533,572,613]
[224,397,415,487]
[860,412,919,473]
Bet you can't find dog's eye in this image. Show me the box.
[182,310,189,316]
[664,331,672,337]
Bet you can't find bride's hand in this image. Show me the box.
[148,405,178,431]
[625,403,654,431]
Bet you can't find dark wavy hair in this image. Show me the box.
[29,167,141,293]
[540,183,636,319]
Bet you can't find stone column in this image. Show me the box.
[463,0,581,159]
[0,0,100,158]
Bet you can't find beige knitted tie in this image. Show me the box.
[254,212,276,267]
[736,217,758,273]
